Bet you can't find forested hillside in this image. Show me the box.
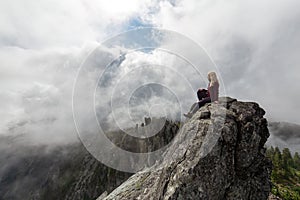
[267,147,300,199]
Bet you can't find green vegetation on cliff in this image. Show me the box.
[267,147,300,199]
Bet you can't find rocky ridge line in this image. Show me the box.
[98,97,272,200]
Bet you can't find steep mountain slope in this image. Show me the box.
[0,119,179,200]
[0,139,131,200]
[98,97,272,200]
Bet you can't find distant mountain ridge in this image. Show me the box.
[0,118,179,200]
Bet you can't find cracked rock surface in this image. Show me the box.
[98,97,272,200]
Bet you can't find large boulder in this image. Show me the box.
[98,97,272,200]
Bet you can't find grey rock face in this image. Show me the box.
[99,97,272,200]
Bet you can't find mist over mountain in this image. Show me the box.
[266,121,300,153]
[0,132,129,200]
[0,117,179,200]
[1,0,300,199]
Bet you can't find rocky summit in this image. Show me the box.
[98,97,272,200]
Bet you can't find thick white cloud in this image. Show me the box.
[0,45,88,144]
[0,0,156,48]
[96,49,199,131]
[1,0,300,146]
[148,0,300,124]
[0,0,157,144]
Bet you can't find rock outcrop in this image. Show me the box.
[98,97,272,200]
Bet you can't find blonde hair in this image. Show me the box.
[208,71,219,86]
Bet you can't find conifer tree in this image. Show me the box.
[293,152,300,170]
[282,148,293,172]
[273,147,282,169]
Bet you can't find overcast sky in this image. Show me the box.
[1,0,300,145]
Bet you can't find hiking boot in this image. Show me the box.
[183,112,193,118]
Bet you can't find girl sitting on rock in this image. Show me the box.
[184,71,219,118]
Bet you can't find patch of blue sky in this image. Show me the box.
[103,17,163,53]
[126,16,153,30]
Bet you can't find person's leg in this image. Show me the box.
[184,98,211,118]
[191,102,201,114]
[189,102,198,113]
[197,97,211,109]
[184,102,198,118]
[189,97,211,115]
